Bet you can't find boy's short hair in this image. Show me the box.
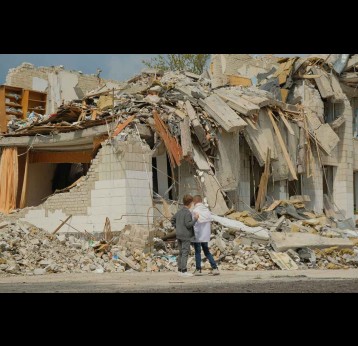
[183,194,193,206]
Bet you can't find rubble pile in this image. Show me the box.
[1,213,358,277]
[0,221,126,275]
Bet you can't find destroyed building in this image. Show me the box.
[0,55,358,234]
[1,55,358,275]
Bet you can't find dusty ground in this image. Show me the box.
[0,269,358,292]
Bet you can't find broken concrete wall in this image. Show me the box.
[178,160,201,202]
[5,63,120,114]
[267,180,289,201]
[333,98,354,219]
[290,79,325,214]
[301,147,324,213]
[215,131,240,191]
[20,138,153,233]
[289,80,324,121]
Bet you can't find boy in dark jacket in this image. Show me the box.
[171,194,198,277]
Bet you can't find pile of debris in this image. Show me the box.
[0,220,125,275]
[1,212,358,277]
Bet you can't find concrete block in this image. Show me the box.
[34,268,46,275]
[91,187,125,198]
[126,179,151,188]
[125,196,152,206]
[95,179,126,189]
[90,197,111,207]
[88,205,126,217]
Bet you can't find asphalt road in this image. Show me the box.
[1,269,358,293]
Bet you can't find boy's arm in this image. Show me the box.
[184,211,197,228]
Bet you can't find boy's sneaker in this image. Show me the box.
[181,272,193,277]
[212,268,220,276]
[193,269,203,276]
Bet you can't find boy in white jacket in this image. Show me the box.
[191,195,219,275]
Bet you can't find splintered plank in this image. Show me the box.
[266,199,282,211]
[112,115,135,137]
[278,109,295,135]
[267,109,298,180]
[227,75,252,87]
[153,110,183,167]
[255,148,271,211]
[198,94,247,132]
[214,89,260,116]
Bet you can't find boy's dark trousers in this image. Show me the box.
[177,239,191,272]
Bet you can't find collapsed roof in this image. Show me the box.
[0,54,357,216]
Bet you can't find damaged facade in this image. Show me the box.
[0,55,358,235]
[5,62,122,114]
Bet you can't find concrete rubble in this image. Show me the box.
[1,205,358,277]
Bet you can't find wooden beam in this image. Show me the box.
[255,148,271,211]
[112,115,135,137]
[30,150,93,163]
[278,109,295,135]
[245,117,258,130]
[227,75,252,87]
[153,110,183,167]
[266,199,282,212]
[280,89,289,103]
[297,122,306,174]
[267,109,298,180]
[52,215,72,235]
[19,151,29,209]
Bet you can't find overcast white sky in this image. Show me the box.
[0,54,305,83]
